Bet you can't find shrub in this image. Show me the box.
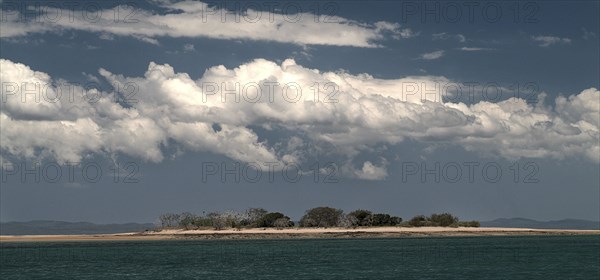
[457,221,480,227]
[408,215,428,227]
[429,213,459,227]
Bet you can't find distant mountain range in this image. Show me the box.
[0,220,156,235]
[481,218,600,230]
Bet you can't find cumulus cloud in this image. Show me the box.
[1,58,598,179]
[0,1,411,48]
[531,35,572,47]
[0,59,279,164]
[420,50,445,60]
[342,160,389,180]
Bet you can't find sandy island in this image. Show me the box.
[1,227,599,242]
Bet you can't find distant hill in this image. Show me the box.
[0,220,156,235]
[481,218,600,230]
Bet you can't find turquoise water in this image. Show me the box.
[1,235,599,279]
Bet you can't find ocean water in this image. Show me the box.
[1,235,599,279]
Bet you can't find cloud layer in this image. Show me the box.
[0,1,412,47]
[1,58,598,180]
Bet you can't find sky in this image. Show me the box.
[0,0,599,224]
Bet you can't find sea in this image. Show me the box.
[1,235,599,279]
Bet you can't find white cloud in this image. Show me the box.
[582,28,596,40]
[0,59,279,165]
[133,36,160,45]
[82,72,101,83]
[0,1,411,48]
[374,21,418,39]
[0,12,55,38]
[1,58,598,179]
[397,28,418,39]
[183,43,195,52]
[351,161,389,180]
[99,33,115,41]
[459,47,495,52]
[420,50,445,60]
[432,33,466,43]
[531,35,572,47]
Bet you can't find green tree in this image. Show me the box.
[408,215,428,227]
[207,212,226,230]
[371,213,388,226]
[347,210,373,226]
[390,216,402,225]
[191,215,212,228]
[178,212,196,230]
[245,208,268,227]
[338,214,358,228]
[371,214,402,226]
[299,207,344,227]
[258,212,290,227]
[429,213,459,227]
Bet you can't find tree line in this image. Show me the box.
[158,207,479,230]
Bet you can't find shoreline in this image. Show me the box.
[1,227,599,242]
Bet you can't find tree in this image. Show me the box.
[347,210,373,226]
[191,215,212,228]
[372,214,390,226]
[159,213,180,228]
[221,210,247,228]
[408,215,428,227]
[371,213,402,226]
[429,213,459,227]
[390,216,402,225]
[299,207,343,227]
[245,208,268,227]
[300,218,316,227]
[346,210,401,227]
[273,217,293,229]
[207,212,226,230]
[339,214,358,228]
[179,212,196,230]
[258,212,291,227]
